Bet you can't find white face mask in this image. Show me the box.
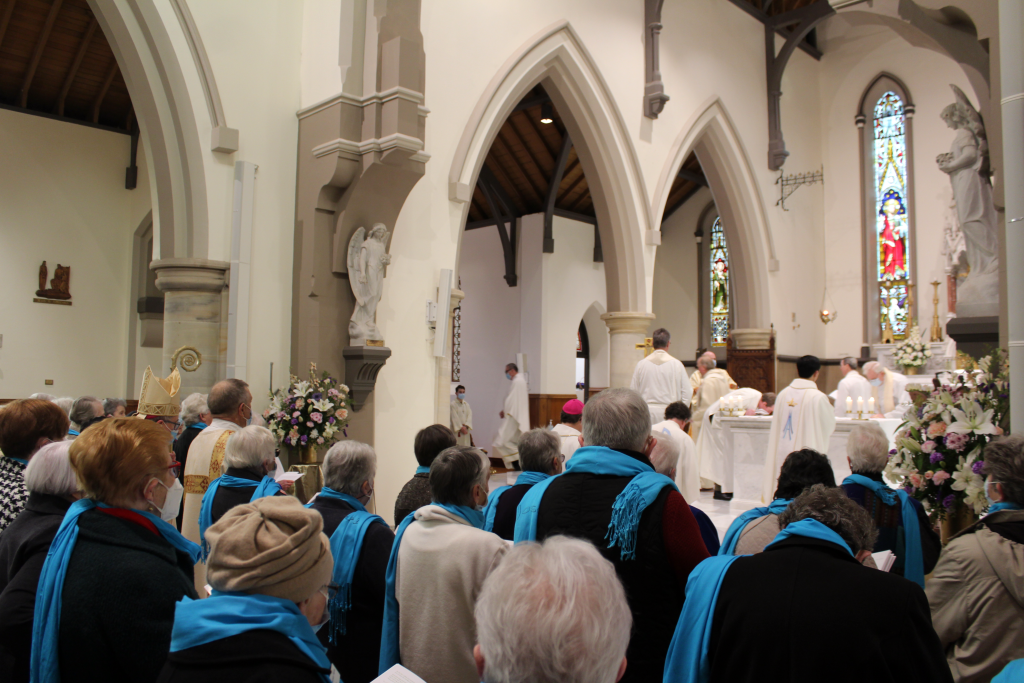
[152,478,184,522]
[311,586,331,632]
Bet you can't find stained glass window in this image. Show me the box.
[873,91,910,339]
[709,217,730,347]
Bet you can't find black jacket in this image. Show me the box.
[59,508,198,683]
[309,495,395,683]
[490,481,535,541]
[157,629,330,683]
[174,425,205,528]
[209,467,277,525]
[394,473,431,524]
[0,493,72,682]
[705,536,953,683]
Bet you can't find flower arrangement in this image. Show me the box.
[263,363,351,448]
[884,349,1009,519]
[892,326,932,369]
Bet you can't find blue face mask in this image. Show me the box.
[869,378,882,387]
[457,393,465,400]
[986,478,999,507]
[244,404,253,427]
[505,373,512,380]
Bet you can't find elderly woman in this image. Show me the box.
[841,422,940,586]
[0,399,70,536]
[173,393,210,475]
[31,418,199,683]
[927,435,1024,682]
[159,496,333,682]
[198,425,282,556]
[0,442,80,682]
[307,441,395,683]
[719,449,836,555]
[482,428,561,541]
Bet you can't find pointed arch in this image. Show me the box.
[448,21,651,313]
[651,98,773,330]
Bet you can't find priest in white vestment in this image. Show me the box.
[450,383,473,447]
[834,357,873,418]
[551,398,583,462]
[762,356,836,502]
[690,355,738,445]
[181,378,252,595]
[652,401,700,502]
[697,388,774,498]
[864,361,911,418]
[493,363,530,462]
[630,328,692,424]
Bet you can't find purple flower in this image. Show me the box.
[328,417,335,424]
[291,418,298,425]
[889,449,897,456]
[300,435,308,444]
[904,485,916,494]
[312,392,322,401]
[943,494,956,509]
[929,452,943,464]
[972,461,985,474]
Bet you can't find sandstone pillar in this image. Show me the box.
[601,312,656,389]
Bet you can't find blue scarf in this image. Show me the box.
[993,659,1024,683]
[843,474,923,587]
[305,487,388,643]
[514,446,676,559]
[415,465,430,475]
[766,518,854,556]
[989,501,1024,514]
[8,456,28,466]
[199,474,282,560]
[717,499,791,556]
[190,422,208,430]
[379,502,483,674]
[170,591,330,683]
[31,499,201,683]
[482,470,551,532]
[663,555,740,683]
[66,429,79,437]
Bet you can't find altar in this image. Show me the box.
[716,416,903,504]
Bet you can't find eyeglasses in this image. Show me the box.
[322,583,339,601]
[167,461,182,478]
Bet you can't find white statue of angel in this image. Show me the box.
[936,85,998,316]
[347,223,391,346]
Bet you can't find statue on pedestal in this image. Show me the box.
[347,223,391,346]
[937,85,999,318]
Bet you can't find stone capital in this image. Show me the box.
[601,311,656,335]
[449,288,465,313]
[151,258,229,293]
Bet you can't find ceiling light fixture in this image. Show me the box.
[540,102,554,125]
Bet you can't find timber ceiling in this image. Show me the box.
[736,0,822,16]
[0,0,134,131]
[663,152,705,220]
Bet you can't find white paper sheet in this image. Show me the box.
[871,550,896,572]
[272,456,305,483]
[372,664,427,683]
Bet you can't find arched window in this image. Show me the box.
[858,75,915,345]
[709,217,730,347]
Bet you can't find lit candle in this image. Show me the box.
[846,396,853,413]
[868,397,875,414]
[857,397,864,413]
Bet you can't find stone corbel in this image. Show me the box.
[342,346,392,410]
[643,0,670,119]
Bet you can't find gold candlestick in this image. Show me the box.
[930,280,944,342]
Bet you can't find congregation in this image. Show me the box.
[0,333,1022,683]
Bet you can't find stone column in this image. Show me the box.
[601,312,656,389]
[1000,0,1024,430]
[435,288,465,425]
[151,258,229,398]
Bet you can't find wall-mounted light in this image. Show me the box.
[819,287,837,324]
[540,102,554,124]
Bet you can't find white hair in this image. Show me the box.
[53,397,73,417]
[475,536,631,683]
[648,430,679,477]
[24,441,79,497]
[863,361,882,377]
[69,396,102,430]
[29,392,56,402]
[179,392,209,427]
[697,356,717,370]
[847,422,890,474]
[322,440,376,497]
[102,398,127,415]
[223,425,276,473]
[841,357,859,370]
[582,388,651,452]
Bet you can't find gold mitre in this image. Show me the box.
[136,366,182,418]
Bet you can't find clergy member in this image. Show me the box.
[551,398,583,462]
[689,350,709,392]
[863,361,910,418]
[493,363,529,464]
[451,384,473,447]
[697,388,774,501]
[834,357,873,418]
[690,355,738,447]
[630,328,692,424]
[762,356,836,503]
[652,402,700,503]
[181,378,253,595]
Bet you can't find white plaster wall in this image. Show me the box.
[129,141,163,399]
[818,23,975,356]
[652,187,709,356]
[0,111,135,399]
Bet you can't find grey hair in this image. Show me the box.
[847,423,889,474]
[69,396,102,429]
[53,397,73,416]
[842,357,859,370]
[322,440,377,497]
[223,425,276,473]
[778,484,878,554]
[648,430,679,477]
[697,356,717,370]
[102,398,126,415]
[430,446,490,506]
[862,361,882,377]
[518,429,560,474]
[651,328,670,349]
[179,393,210,427]
[24,440,79,497]
[475,536,631,683]
[582,388,651,452]
[983,435,1024,506]
[28,392,56,402]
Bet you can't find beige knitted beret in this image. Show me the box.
[205,495,333,603]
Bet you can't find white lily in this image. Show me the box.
[946,399,998,437]
[311,399,333,412]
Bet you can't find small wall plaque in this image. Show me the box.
[44,379,54,385]
[366,339,385,347]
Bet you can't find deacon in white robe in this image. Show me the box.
[834,357,874,418]
[652,411,700,502]
[697,387,764,495]
[690,357,738,445]
[551,398,584,462]
[630,329,691,424]
[864,361,910,416]
[762,358,836,502]
[450,385,473,447]
[492,363,530,459]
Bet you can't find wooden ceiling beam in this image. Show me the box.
[543,132,573,253]
[677,168,707,186]
[91,59,120,123]
[518,112,559,160]
[482,159,526,217]
[507,115,555,176]
[19,0,64,108]
[56,16,98,116]
[726,0,822,60]
[491,132,546,209]
[565,184,592,213]
[0,1,17,52]
[555,163,587,205]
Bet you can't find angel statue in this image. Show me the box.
[936,85,999,317]
[347,223,392,346]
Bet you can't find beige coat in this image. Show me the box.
[734,513,782,555]
[396,505,508,683]
[927,510,1024,683]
